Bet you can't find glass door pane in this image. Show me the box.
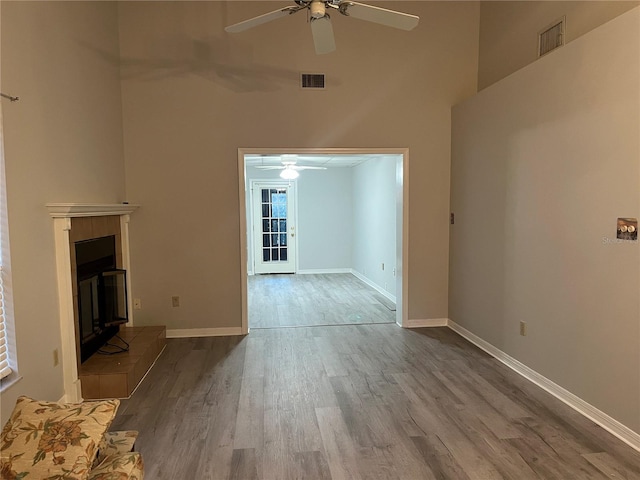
[261,188,288,264]
[252,182,296,274]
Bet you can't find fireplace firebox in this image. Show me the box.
[75,235,128,363]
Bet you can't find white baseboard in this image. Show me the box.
[350,269,396,304]
[447,319,640,452]
[403,318,449,328]
[297,268,352,275]
[166,327,244,338]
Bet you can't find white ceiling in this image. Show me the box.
[244,154,382,168]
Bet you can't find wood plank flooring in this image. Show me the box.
[249,273,395,328]
[111,324,640,479]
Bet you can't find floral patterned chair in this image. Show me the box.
[1,396,143,480]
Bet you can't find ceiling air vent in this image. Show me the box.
[301,73,325,89]
[538,17,565,57]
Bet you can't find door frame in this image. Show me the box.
[249,180,298,274]
[237,147,409,334]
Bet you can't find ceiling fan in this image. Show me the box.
[254,156,327,179]
[225,0,419,55]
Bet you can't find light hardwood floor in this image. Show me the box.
[249,273,396,328]
[112,325,640,479]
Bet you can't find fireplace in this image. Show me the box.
[47,203,138,402]
[75,235,129,363]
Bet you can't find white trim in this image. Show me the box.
[166,327,245,338]
[238,147,409,331]
[398,152,409,328]
[58,379,83,404]
[238,156,249,334]
[350,269,396,304]
[297,268,352,275]
[120,215,134,326]
[0,374,22,393]
[403,318,449,328]
[52,217,82,403]
[46,203,139,218]
[447,319,640,452]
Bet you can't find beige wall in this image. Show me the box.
[1,2,126,421]
[478,1,639,90]
[450,7,640,431]
[119,1,480,330]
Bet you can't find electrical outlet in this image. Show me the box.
[381,263,385,271]
[520,321,527,336]
[133,298,142,310]
[53,349,59,367]
[172,296,180,307]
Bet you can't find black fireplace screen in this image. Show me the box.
[75,236,128,362]
[102,270,128,327]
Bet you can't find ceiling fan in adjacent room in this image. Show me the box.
[253,156,327,179]
[225,0,419,55]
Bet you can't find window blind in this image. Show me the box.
[0,75,13,381]
[0,265,10,379]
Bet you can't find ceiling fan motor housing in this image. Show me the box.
[310,0,326,19]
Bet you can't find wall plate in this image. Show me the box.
[617,218,637,241]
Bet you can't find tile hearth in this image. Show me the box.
[79,326,165,399]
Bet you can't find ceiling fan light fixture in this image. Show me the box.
[310,0,326,19]
[280,167,300,180]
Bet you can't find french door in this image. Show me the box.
[252,181,297,274]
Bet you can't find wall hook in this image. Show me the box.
[0,93,19,102]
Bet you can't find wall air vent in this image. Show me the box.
[301,73,325,89]
[538,17,565,57]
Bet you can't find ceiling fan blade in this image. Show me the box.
[254,166,285,170]
[339,2,419,31]
[294,166,328,170]
[310,15,336,55]
[225,6,299,33]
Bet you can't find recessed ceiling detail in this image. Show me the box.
[244,154,382,168]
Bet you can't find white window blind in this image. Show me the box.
[0,67,13,380]
[0,265,10,379]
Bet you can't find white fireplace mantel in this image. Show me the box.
[48,203,139,403]
[46,203,139,218]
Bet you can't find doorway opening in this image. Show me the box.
[237,148,408,333]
